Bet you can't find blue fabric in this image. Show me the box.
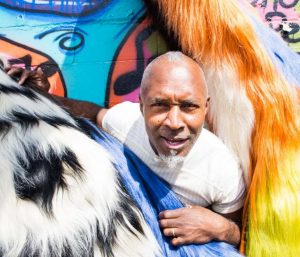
[83,120,243,257]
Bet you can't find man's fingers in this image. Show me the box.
[18,70,31,85]
[6,66,23,76]
[5,66,30,85]
[159,209,183,219]
[159,218,179,228]
[162,227,184,238]
[33,67,50,91]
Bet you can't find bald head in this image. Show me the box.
[139,51,210,157]
[140,51,208,100]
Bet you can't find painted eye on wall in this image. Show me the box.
[35,27,87,54]
[0,0,113,16]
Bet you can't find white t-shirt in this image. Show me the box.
[102,101,245,214]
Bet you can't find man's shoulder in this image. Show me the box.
[193,128,240,170]
[109,101,140,115]
[102,101,143,140]
[197,128,231,153]
[104,101,141,124]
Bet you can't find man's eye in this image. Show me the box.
[180,103,198,111]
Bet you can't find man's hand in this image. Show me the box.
[159,205,241,246]
[5,66,50,92]
[4,65,106,123]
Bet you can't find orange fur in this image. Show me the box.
[148,0,300,255]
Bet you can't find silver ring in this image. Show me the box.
[172,228,176,237]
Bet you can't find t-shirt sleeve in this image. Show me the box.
[102,101,140,143]
[210,153,246,214]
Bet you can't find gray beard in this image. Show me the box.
[155,150,185,168]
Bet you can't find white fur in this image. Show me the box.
[0,69,161,257]
[204,64,255,184]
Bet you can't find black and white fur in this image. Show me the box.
[0,60,160,257]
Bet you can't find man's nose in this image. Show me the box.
[164,106,184,130]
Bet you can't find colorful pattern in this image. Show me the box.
[250,0,300,52]
[0,36,66,96]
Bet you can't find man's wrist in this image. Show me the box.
[218,219,240,245]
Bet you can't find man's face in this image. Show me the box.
[140,60,209,157]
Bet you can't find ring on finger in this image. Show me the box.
[172,228,176,237]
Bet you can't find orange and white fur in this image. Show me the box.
[143,0,300,256]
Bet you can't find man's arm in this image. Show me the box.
[158,205,242,246]
[56,96,106,125]
[5,66,107,124]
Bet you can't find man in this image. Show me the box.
[97,52,245,246]
[6,51,245,247]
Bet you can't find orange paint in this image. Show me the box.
[0,37,65,97]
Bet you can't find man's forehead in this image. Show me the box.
[140,57,207,99]
[146,70,205,94]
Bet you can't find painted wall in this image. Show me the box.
[250,0,300,53]
[0,0,299,107]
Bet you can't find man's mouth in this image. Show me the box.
[161,136,189,150]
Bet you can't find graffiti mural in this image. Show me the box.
[250,0,300,53]
[0,0,167,106]
[0,0,112,16]
[0,36,66,96]
[107,16,167,107]
[0,0,298,107]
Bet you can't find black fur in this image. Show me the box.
[11,110,77,129]
[0,69,157,257]
[14,146,82,214]
[96,178,145,257]
[0,119,11,135]
[0,83,39,100]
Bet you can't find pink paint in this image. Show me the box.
[257,2,299,30]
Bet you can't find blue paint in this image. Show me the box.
[0,0,114,16]
[0,0,146,105]
[114,6,146,39]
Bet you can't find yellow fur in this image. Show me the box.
[147,0,300,256]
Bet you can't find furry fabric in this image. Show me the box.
[143,0,300,256]
[86,120,244,257]
[0,65,160,257]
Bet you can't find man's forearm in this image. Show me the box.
[4,66,106,124]
[55,96,104,124]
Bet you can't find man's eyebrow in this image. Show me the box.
[179,99,197,104]
[178,99,201,106]
[149,98,170,104]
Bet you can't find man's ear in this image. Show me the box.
[139,94,144,115]
[205,96,210,114]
